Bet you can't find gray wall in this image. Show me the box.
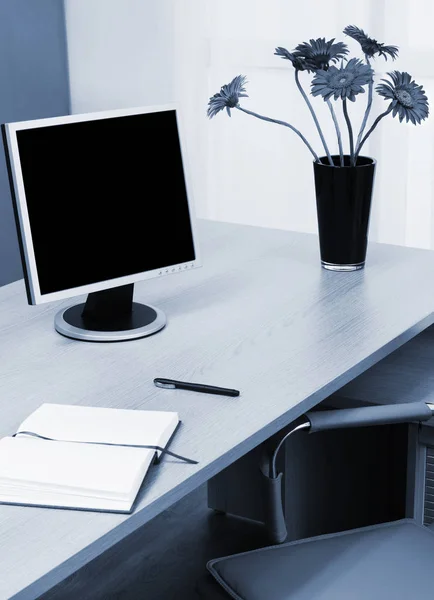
[0,0,70,287]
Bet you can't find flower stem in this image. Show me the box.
[327,100,343,166]
[342,98,355,166]
[295,70,333,165]
[355,56,373,155]
[236,105,319,161]
[355,105,393,159]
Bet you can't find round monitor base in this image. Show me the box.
[54,302,166,342]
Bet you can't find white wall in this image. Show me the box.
[64,0,434,248]
[64,0,174,113]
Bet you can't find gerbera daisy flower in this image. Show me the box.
[207,75,248,118]
[376,71,429,123]
[311,58,373,102]
[293,37,349,71]
[343,25,398,60]
[274,47,310,71]
[206,74,319,159]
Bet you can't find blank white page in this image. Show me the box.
[17,404,179,451]
[0,436,153,501]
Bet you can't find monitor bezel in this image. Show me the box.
[3,104,201,305]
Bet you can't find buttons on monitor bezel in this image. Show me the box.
[158,263,195,276]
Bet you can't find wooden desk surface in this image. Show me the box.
[1,219,434,599]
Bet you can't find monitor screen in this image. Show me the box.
[12,108,196,298]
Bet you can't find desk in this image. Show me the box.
[1,219,434,599]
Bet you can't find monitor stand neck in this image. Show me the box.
[54,283,166,342]
[82,283,134,326]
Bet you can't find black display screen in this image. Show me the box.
[16,110,196,295]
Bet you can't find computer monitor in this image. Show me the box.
[2,104,200,342]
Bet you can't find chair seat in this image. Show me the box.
[205,520,434,599]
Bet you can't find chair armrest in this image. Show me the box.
[306,401,433,433]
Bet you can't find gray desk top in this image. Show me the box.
[1,219,434,599]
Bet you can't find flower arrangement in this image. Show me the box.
[207,26,429,168]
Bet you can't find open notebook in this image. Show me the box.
[0,404,183,513]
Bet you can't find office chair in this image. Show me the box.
[197,401,434,599]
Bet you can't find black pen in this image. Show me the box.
[154,378,240,397]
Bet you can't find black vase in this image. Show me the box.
[313,155,376,271]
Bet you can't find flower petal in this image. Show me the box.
[207,75,248,118]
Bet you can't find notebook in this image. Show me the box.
[0,403,181,513]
